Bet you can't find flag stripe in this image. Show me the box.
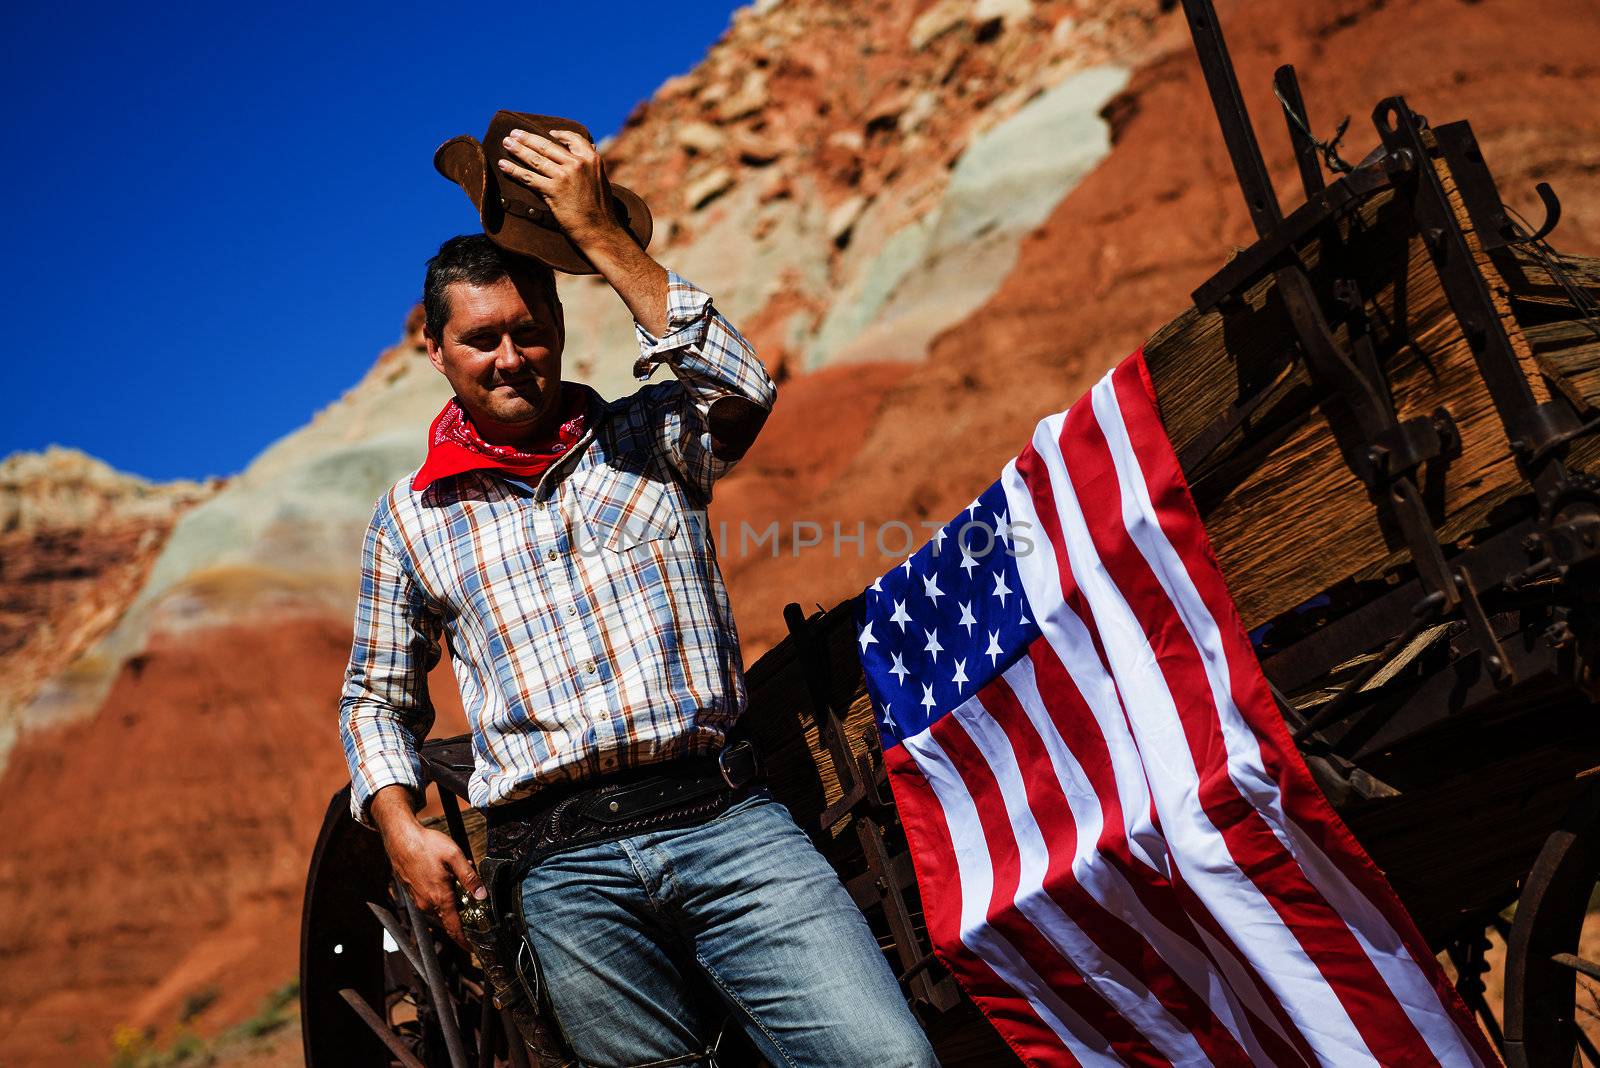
[1013,440,1379,1063]
[985,664,1277,1066]
[1005,652,1313,1067]
[937,707,1176,1064]
[953,679,1232,1065]
[1004,458,1318,1067]
[1099,360,1494,1067]
[887,742,1091,1066]
[1052,395,1441,1063]
[893,735,1122,1065]
[857,349,1488,1067]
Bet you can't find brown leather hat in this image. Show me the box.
[434,111,653,275]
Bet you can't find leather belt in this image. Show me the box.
[484,742,761,867]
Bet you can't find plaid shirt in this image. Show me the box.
[339,272,776,825]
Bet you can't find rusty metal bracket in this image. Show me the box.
[1434,120,1561,252]
[1191,163,1392,312]
[1376,98,1600,594]
[1373,97,1583,486]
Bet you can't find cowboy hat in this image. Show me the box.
[434,111,653,274]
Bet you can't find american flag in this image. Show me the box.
[856,351,1495,1066]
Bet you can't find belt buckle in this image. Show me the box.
[717,741,753,789]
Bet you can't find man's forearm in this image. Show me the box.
[370,783,425,839]
[572,223,669,336]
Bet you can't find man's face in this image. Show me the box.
[426,273,565,434]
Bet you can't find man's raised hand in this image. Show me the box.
[499,128,621,247]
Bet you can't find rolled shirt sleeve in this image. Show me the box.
[338,505,443,827]
[632,271,778,498]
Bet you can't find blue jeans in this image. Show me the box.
[518,788,939,1068]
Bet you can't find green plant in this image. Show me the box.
[227,978,300,1040]
[107,976,300,1067]
[178,986,220,1024]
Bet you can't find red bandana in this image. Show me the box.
[412,387,587,492]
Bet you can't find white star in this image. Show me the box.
[881,704,899,735]
[869,575,882,594]
[993,571,1012,607]
[952,658,969,688]
[890,599,912,632]
[889,651,910,684]
[858,621,878,654]
[959,543,979,577]
[966,499,981,520]
[921,683,937,713]
[902,556,914,576]
[930,526,947,555]
[922,572,945,605]
[923,627,944,663]
[993,509,1012,548]
[985,630,1004,666]
[1019,607,1030,627]
[957,601,977,636]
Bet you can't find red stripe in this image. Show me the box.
[931,713,1168,1066]
[1057,373,1441,1064]
[1023,640,1315,1068]
[1163,869,1323,1067]
[885,744,1083,1067]
[982,668,1259,1066]
[1107,354,1495,1065]
[1018,451,1316,1067]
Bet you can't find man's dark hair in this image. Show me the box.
[422,234,560,340]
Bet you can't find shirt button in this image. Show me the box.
[545,548,559,563]
[566,604,578,618]
[583,660,597,675]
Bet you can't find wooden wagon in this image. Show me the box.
[298,2,1600,1064]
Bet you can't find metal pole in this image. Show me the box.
[1179,0,1283,238]
[400,883,473,1068]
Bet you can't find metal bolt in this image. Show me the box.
[1545,621,1575,650]
[608,801,620,813]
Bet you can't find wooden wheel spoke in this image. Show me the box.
[338,988,428,1068]
[1580,1027,1600,1067]
[1553,952,1600,982]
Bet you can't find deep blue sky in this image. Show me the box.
[1,1,744,482]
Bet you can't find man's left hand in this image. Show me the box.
[499,129,623,247]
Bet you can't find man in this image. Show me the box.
[338,117,938,1067]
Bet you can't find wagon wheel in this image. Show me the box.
[301,788,526,1068]
[1504,779,1600,1068]
[365,874,520,1068]
[303,784,775,1067]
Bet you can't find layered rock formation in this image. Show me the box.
[0,448,213,761]
[5,0,1600,1063]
